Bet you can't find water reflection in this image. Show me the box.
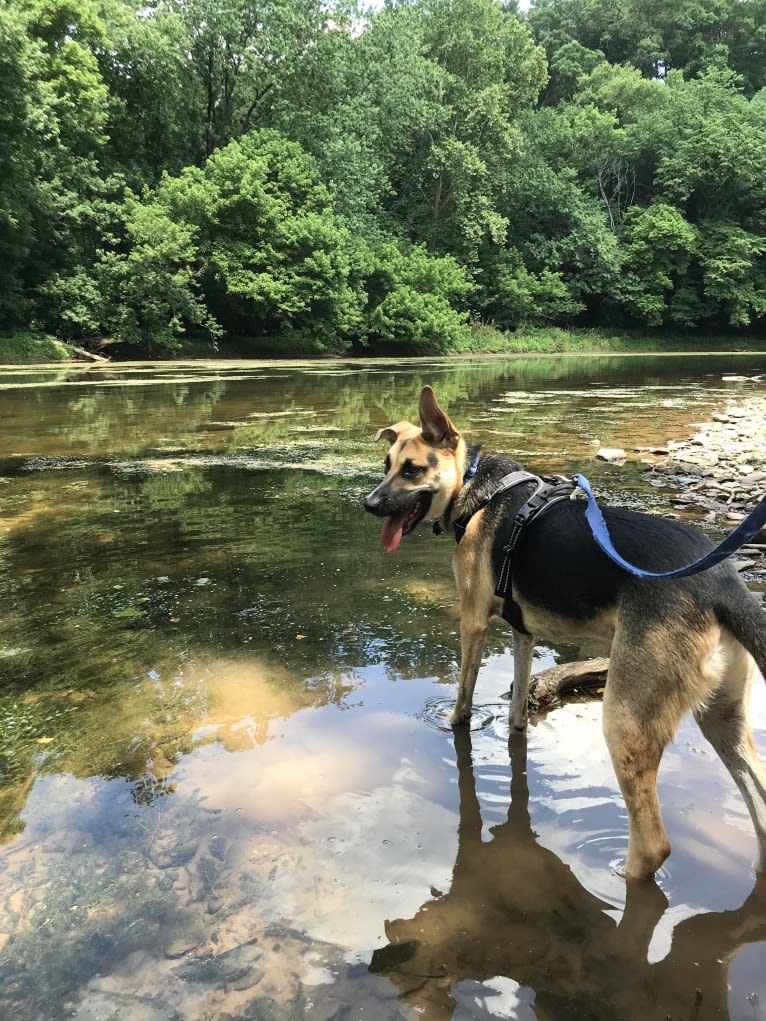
[0,353,765,1018]
[371,727,766,1021]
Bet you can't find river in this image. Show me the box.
[0,354,764,1021]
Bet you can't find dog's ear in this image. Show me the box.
[419,386,459,448]
[373,426,399,444]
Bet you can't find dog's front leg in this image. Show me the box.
[510,629,535,732]
[451,609,490,725]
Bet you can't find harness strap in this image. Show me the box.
[453,470,543,543]
[451,469,575,597]
[494,477,574,597]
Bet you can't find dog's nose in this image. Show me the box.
[363,492,379,513]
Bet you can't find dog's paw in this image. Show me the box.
[449,706,470,726]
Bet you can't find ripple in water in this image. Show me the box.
[577,833,671,884]
[418,697,497,732]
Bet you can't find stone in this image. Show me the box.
[672,450,719,466]
[596,447,626,462]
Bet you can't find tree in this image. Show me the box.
[364,242,472,350]
[99,130,366,352]
[165,0,328,158]
[620,203,698,325]
[360,0,547,260]
[98,1,201,184]
[0,5,38,324]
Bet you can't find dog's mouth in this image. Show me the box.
[380,493,431,553]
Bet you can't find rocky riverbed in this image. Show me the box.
[639,388,766,585]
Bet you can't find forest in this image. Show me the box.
[3,0,766,355]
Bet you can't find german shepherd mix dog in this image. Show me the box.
[364,386,766,880]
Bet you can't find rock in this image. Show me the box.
[165,936,201,959]
[641,395,766,584]
[672,450,719,466]
[596,447,626,462]
[149,831,198,869]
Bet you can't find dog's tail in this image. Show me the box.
[716,589,766,682]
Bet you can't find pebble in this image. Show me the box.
[642,395,766,576]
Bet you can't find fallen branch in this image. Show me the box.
[527,657,609,713]
[60,342,110,362]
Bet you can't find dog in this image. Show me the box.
[364,385,766,880]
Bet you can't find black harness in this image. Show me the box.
[449,467,576,628]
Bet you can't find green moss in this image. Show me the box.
[0,332,73,363]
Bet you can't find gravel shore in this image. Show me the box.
[640,389,766,581]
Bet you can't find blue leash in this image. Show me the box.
[574,473,766,579]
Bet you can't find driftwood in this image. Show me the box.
[526,657,610,713]
[60,342,110,362]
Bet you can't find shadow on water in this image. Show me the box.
[371,727,766,1021]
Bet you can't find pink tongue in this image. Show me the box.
[380,511,409,554]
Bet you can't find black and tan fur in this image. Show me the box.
[364,385,766,880]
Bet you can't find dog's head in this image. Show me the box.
[364,386,464,552]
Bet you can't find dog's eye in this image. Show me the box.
[401,462,425,479]
[384,455,391,473]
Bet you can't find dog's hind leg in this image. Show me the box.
[608,616,739,882]
[603,622,717,880]
[693,631,766,872]
[603,692,673,881]
[510,629,535,733]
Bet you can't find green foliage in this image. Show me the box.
[0,332,72,361]
[0,4,36,324]
[544,41,606,103]
[96,131,368,352]
[196,131,364,352]
[696,221,766,326]
[99,196,221,351]
[365,243,472,351]
[387,0,549,260]
[621,203,699,325]
[477,248,584,327]
[3,0,766,352]
[528,0,766,90]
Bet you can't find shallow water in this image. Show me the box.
[0,353,765,1021]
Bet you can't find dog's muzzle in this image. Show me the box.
[363,489,386,515]
[364,486,432,553]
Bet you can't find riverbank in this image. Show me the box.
[3,326,766,364]
[0,333,75,363]
[640,385,766,581]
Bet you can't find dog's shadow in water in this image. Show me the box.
[370,726,766,1021]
